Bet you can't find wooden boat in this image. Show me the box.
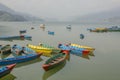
[27,44,52,57]
[42,61,66,80]
[42,50,69,71]
[12,44,35,56]
[88,28,107,32]
[66,25,71,29]
[70,43,95,51]
[48,31,54,35]
[107,26,120,32]
[40,24,45,28]
[80,34,84,39]
[38,43,61,53]
[19,30,27,34]
[0,35,32,41]
[0,64,16,78]
[0,44,11,55]
[58,43,90,56]
[31,27,34,29]
[69,43,95,55]
[12,44,25,56]
[0,53,42,66]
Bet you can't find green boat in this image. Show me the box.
[42,50,69,71]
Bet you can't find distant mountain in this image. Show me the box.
[74,7,120,23]
[0,3,14,13]
[0,11,27,21]
[0,3,44,21]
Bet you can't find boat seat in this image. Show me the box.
[45,58,53,64]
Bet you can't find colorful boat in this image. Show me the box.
[69,43,95,56]
[38,43,61,53]
[12,44,26,56]
[12,44,35,56]
[0,64,16,78]
[0,35,32,41]
[88,28,107,32]
[0,53,42,66]
[70,43,95,51]
[27,44,52,57]
[107,26,120,32]
[42,50,69,71]
[58,43,90,56]
[0,44,11,55]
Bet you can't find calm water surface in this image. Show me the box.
[0,22,120,80]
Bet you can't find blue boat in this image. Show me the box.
[58,44,90,56]
[12,44,35,55]
[48,31,54,35]
[0,53,42,66]
[80,34,84,39]
[0,64,16,78]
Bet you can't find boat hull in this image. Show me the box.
[0,53,42,66]
[0,64,16,78]
[42,51,69,71]
[43,58,66,71]
[27,44,52,57]
[58,44,90,56]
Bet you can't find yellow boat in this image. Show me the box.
[38,43,61,53]
[70,43,95,51]
[27,44,52,57]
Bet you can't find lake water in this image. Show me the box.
[0,22,120,80]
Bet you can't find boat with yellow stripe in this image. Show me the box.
[38,43,61,53]
[27,44,52,57]
[70,43,95,51]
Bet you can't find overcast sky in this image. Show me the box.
[0,0,120,21]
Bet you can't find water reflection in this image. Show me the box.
[89,52,95,57]
[40,28,45,31]
[42,61,66,80]
[0,38,13,41]
[0,74,16,80]
[15,58,43,68]
[71,53,90,60]
[82,54,90,60]
[66,28,71,31]
[66,53,70,61]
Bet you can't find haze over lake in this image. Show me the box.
[0,22,120,80]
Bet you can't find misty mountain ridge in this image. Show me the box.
[74,7,120,23]
[0,3,15,13]
[0,3,44,21]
